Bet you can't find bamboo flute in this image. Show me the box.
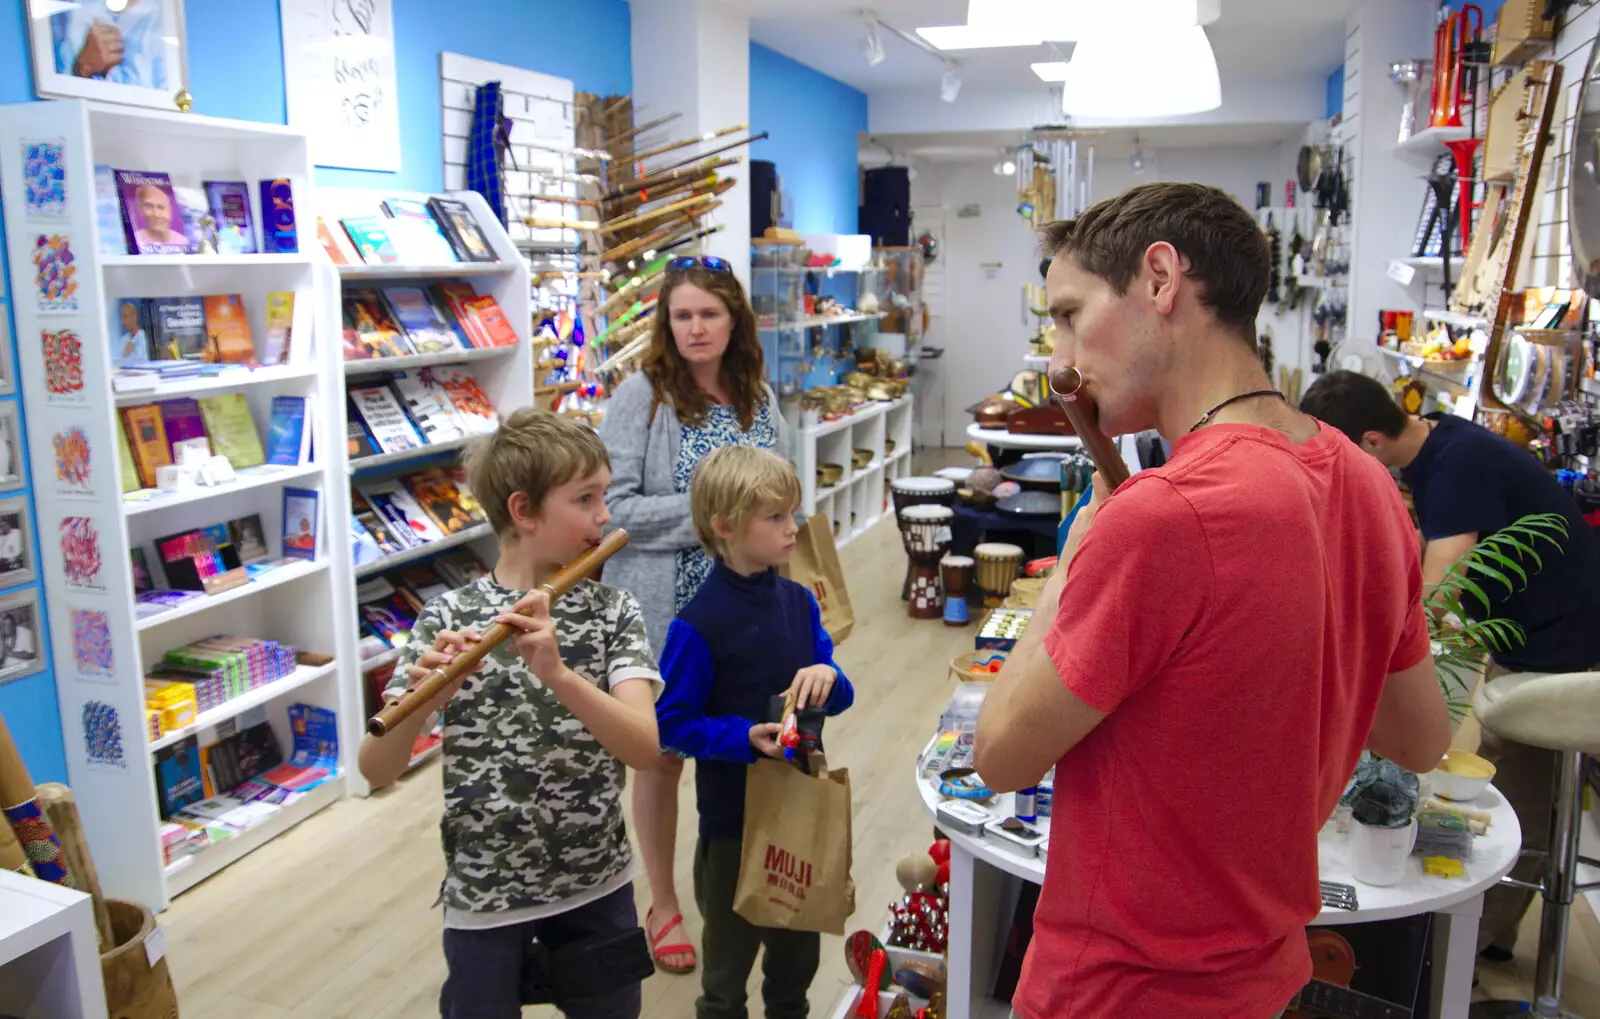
[628,123,749,164]
[1047,366,1131,487]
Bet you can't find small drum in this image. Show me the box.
[893,477,957,600]
[900,505,953,620]
[975,542,1024,607]
[941,555,974,626]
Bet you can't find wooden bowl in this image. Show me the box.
[951,649,1007,683]
[818,463,844,487]
[852,448,873,469]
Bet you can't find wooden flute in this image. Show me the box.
[1047,366,1131,488]
[365,530,631,736]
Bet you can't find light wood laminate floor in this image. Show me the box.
[159,452,1600,1017]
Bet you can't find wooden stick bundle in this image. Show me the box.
[629,123,749,165]
[367,530,631,736]
[639,130,767,179]
[603,157,741,203]
[602,202,724,264]
[37,783,114,948]
[606,111,683,150]
[1047,366,1131,488]
[599,187,724,236]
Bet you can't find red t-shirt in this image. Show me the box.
[1013,422,1430,1019]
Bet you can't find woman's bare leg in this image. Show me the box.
[634,753,695,972]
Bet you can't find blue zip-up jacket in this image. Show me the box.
[656,560,854,839]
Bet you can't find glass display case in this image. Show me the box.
[751,240,883,396]
[868,246,926,354]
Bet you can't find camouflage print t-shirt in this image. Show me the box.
[386,575,661,914]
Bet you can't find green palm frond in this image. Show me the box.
[1423,513,1569,721]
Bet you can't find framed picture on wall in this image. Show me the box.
[0,497,36,590]
[0,404,22,492]
[0,588,44,687]
[25,0,189,112]
[0,313,13,398]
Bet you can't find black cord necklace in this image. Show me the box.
[1188,390,1286,433]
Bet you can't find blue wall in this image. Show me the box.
[0,0,632,781]
[1326,66,1344,120]
[749,43,869,236]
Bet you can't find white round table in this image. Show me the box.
[916,764,1520,1019]
[966,423,1083,452]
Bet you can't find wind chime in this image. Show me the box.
[1011,133,1096,227]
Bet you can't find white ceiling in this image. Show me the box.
[862,121,1307,163]
[738,0,1357,91]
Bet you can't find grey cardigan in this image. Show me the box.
[596,371,790,656]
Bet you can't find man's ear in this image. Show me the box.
[1144,241,1182,315]
[1359,430,1386,454]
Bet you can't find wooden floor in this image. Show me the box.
[161,452,1600,1017]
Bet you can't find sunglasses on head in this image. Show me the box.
[667,255,732,274]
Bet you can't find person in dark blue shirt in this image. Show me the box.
[656,445,854,1019]
[1302,370,1600,964]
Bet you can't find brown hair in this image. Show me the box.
[690,446,801,557]
[1039,182,1268,341]
[641,265,768,429]
[462,408,610,537]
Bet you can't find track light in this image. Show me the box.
[1130,134,1147,173]
[860,22,885,66]
[941,68,963,103]
[993,157,1017,176]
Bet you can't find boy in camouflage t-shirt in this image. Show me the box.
[358,410,662,1019]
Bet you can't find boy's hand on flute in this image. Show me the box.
[404,627,484,713]
[497,590,568,689]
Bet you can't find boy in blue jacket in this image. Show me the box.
[656,445,854,1019]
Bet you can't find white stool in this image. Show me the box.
[1471,670,1600,1018]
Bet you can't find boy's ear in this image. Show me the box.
[506,491,539,533]
[710,513,738,542]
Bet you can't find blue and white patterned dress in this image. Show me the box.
[673,403,779,610]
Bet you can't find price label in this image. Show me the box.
[144,925,167,967]
[1387,260,1417,286]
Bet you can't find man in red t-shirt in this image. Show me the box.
[973,183,1451,1019]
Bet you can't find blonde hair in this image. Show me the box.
[462,408,609,537]
[691,446,800,556]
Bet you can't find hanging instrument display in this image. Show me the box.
[366,530,631,736]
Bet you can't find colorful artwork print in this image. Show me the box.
[53,426,91,491]
[21,141,68,219]
[81,700,126,770]
[30,234,78,312]
[42,329,86,400]
[0,798,71,886]
[70,609,114,678]
[59,516,104,589]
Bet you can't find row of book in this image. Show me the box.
[118,394,312,493]
[109,292,294,369]
[156,704,339,863]
[357,552,487,652]
[97,167,297,257]
[319,196,499,266]
[342,283,516,361]
[145,637,299,728]
[347,366,498,460]
[132,498,319,620]
[352,467,486,568]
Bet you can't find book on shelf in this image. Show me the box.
[172,187,210,255]
[260,179,298,254]
[383,287,462,355]
[94,165,128,256]
[227,514,270,565]
[390,370,465,443]
[154,738,206,819]
[357,479,444,547]
[391,563,452,612]
[357,577,418,647]
[427,196,497,262]
[401,467,482,535]
[348,384,424,454]
[115,169,188,255]
[430,367,499,434]
[108,297,151,366]
[265,396,313,466]
[261,291,295,365]
[317,217,353,265]
[350,514,384,566]
[121,404,172,489]
[381,197,460,264]
[345,406,380,460]
[282,487,320,560]
[203,294,255,363]
[150,296,208,361]
[157,398,209,461]
[351,491,404,556]
[433,548,489,588]
[203,180,257,255]
[340,215,399,264]
[342,289,414,360]
[196,394,266,469]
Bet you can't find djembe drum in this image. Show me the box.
[975,542,1024,607]
[940,555,974,625]
[899,504,953,620]
[891,476,956,600]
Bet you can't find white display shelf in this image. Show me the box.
[135,560,330,632]
[354,523,494,579]
[343,345,517,376]
[101,252,315,269]
[762,311,886,333]
[123,464,323,517]
[0,99,349,912]
[319,187,532,799]
[795,397,913,549]
[348,436,474,474]
[1396,125,1473,154]
[0,872,108,1019]
[164,778,343,897]
[149,662,338,752]
[1421,307,1491,329]
[339,262,518,280]
[112,363,320,404]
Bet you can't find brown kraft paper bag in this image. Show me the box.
[733,758,855,934]
[780,514,855,644]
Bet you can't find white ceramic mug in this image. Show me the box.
[1349,816,1418,887]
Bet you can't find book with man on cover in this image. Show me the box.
[116,169,188,255]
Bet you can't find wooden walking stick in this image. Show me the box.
[0,714,73,888]
[367,530,631,736]
[603,157,741,202]
[37,783,114,948]
[629,123,749,165]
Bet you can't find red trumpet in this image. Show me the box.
[1445,136,1483,248]
[1430,4,1482,129]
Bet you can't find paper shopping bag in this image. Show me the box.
[734,758,855,934]
[780,514,855,644]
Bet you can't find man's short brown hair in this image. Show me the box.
[462,408,609,536]
[690,446,800,557]
[1040,182,1269,340]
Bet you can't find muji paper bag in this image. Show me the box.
[780,514,855,643]
[733,758,855,934]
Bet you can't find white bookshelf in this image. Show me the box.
[793,397,914,548]
[315,187,532,793]
[0,99,348,911]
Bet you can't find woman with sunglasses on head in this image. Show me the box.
[596,255,791,977]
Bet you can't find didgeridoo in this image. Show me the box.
[1047,366,1131,488]
[366,530,631,736]
[0,714,73,887]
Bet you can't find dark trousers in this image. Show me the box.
[440,882,642,1019]
[694,838,820,1019]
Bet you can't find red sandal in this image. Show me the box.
[647,908,697,974]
